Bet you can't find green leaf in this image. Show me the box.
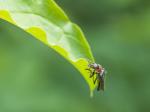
[0,0,95,94]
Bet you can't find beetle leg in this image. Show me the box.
[93,74,98,84]
[85,68,91,72]
[85,68,92,75]
[89,69,95,78]
[85,69,95,78]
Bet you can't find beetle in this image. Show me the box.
[86,62,106,91]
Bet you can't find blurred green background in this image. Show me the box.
[0,0,150,112]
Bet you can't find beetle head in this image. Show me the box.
[88,63,100,69]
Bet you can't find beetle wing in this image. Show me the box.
[97,77,104,91]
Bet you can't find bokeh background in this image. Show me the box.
[0,0,150,112]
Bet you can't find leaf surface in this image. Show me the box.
[0,0,95,94]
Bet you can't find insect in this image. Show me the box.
[86,61,106,91]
